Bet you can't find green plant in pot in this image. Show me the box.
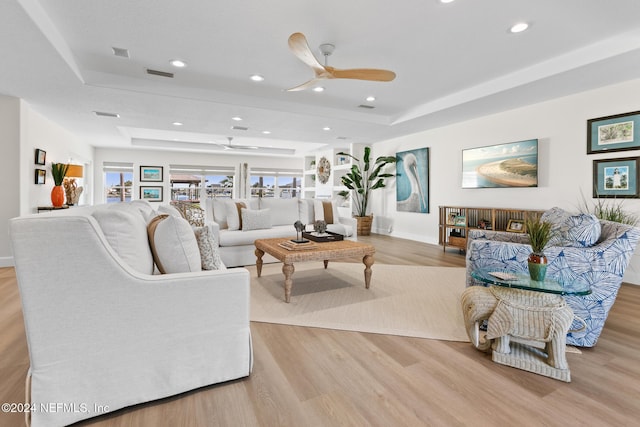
[336,147,396,236]
[525,215,553,282]
[50,163,69,207]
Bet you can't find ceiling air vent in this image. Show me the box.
[93,111,120,118]
[146,68,174,78]
[358,104,375,109]
[112,47,130,58]
[231,126,249,131]
[336,136,348,140]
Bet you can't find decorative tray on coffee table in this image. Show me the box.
[302,231,344,242]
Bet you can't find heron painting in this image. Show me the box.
[396,148,429,213]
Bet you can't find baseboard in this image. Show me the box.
[0,256,14,268]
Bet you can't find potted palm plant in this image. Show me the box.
[50,163,69,207]
[337,147,396,235]
[525,215,553,281]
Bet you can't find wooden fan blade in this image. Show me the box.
[288,32,328,76]
[286,77,325,92]
[329,67,396,82]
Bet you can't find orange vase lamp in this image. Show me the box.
[51,185,65,207]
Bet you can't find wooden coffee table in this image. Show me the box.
[254,237,376,303]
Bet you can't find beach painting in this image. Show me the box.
[462,139,538,188]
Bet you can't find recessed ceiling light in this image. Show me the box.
[323,126,331,131]
[510,22,529,33]
[366,96,376,102]
[170,59,187,68]
[262,130,271,134]
[440,0,455,3]
[232,116,243,121]
[313,87,325,92]
[172,122,183,126]
[250,74,264,82]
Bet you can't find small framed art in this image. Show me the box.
[35,149,46,165]
[506,219,525,233]
[140,186,163,202]
[593,157,639,198]
[35,168,46,184]
[587,110,640,154]
[454,215,466,226]
[140,166,163,182]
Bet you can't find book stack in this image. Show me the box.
[278,240,318,251]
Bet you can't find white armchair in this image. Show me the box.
[10,207,252,426]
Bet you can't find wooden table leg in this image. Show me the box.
[323,260,329,269]
[363,254,374,289]
[282,263,295,303]
[255,248,264,277]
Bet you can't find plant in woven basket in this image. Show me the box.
[525,215,553,281]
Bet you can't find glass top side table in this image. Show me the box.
[471,269,591,296]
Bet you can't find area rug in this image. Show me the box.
[247,262,470,342]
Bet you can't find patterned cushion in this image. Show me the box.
[193,225,225,270]
[541,207,601,247]
[241,208,272,231]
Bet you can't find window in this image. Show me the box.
[250,168,302,199]
[104,162,133,203]
[169,165,236,203]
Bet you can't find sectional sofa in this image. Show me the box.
[203,197,357,267]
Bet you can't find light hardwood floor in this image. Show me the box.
[1,235,639,426]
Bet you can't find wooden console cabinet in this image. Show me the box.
[438,206,545,252]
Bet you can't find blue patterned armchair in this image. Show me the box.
[466,207,640,347]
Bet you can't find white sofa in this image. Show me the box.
[203,197,357,267]
[9,201,252,427]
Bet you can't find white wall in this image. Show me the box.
[19,102,94,215]
[0,96,20,266]
[371,78,640,284]
[94,148,302,205]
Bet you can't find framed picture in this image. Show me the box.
[454,215,466,226]
[35,168,46,184]
[35,149,46,165]
[593,157,639,198]
[462,139,538,188]
[396,147,430,213]
[506,219,525,233]
[140,166,163,182]
[587,110,640,154]
[140,186,163,202]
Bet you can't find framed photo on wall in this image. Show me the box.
[587,110,640,154]
[140,166,163,182]
[35,149,46,165]
[140,186,163,202]
[593,157,639,198]
[35,168,46,184]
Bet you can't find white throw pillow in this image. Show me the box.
[313,199,340,224]
[158,204,183,219]
[93,208,154,274]
[225,200,246,231]
[241,208,272,231]
[193,225,226,270]
[298,199,315,224]
[147,215,202,274]
[260,198,299,226]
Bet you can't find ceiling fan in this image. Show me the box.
[215,136,258,151]
[286,32,396,92]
